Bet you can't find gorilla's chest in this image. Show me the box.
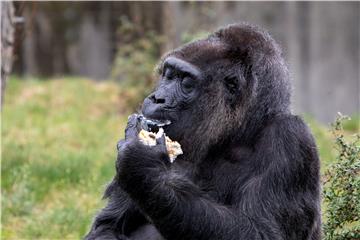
[129,224,164,240]
[190,148,255,205]
[191,161,248,204]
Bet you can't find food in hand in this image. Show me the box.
[138,128,183,163]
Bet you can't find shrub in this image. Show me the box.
[111,17,165,112]
[322,114,360,239]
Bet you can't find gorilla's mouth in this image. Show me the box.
[138,115,171,133]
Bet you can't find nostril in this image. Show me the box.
[149,94,165,104]
[156,98,165,104]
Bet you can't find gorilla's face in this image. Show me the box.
[141,56,204,140]
[141,25,291,153]
[141,38,246,149]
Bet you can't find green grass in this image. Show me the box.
[1,77,358,239]
[2,77,129,239]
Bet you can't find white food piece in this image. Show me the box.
[138,128,183,163]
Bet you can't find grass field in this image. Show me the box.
[1,77,357,239]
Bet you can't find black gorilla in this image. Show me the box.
[85,23,321,240]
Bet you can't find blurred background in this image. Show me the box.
[1,1,359,239]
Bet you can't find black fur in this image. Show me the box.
[85,23,321,240]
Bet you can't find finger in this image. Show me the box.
[125,114,141,139]
[156,133,171,165]
[156,132,167,153]
[116,139,126,152]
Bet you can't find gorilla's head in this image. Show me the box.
[142,23,291,160]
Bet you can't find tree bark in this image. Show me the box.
[1,1,15,109]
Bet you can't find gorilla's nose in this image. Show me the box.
[149,93,165,104]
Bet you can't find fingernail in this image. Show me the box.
[155,128,164,139]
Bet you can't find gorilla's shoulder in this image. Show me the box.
[265,114,317,147]
[242,114,309,145]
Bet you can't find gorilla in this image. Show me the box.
[85,23,321,240]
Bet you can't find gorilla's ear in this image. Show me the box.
[223,66,251,106]
[223,72,245,107]
[224,75,239,95]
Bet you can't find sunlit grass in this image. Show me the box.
[2,77,128,239]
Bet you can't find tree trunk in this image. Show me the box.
[1,1,15,109]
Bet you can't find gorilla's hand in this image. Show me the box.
[116,114,170,195]
[116,114,141,152]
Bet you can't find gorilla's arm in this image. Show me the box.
[84,178,148,240]
[118,142,252,240]
[85,136,149,240]
[117,116,320,240]
[238,116,321,239]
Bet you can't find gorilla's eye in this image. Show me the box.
[164,67,175,79]
[181,76,194,93]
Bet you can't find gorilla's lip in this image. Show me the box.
[138,114,171,125]
[138,114,171,132]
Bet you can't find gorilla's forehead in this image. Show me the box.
[162,39,231,71]
[163,57,202,79]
